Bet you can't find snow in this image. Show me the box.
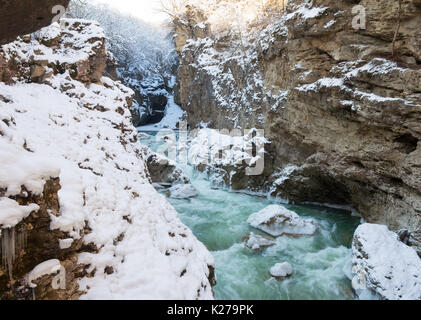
[0,198,39,230]
[272,165,298,186]
[297,77,345,92]
[286,4,328,21]
[59,238,74,250]
[0,20,214,300]
[247,205,318,237]
[323,20,336,29]
[0,139,61,197]
[26,259,62,288]
[346,58,406,78]
[270,262,293,279]
[352,223,421,300]
[244,232,275,250]
[168,184,198,199]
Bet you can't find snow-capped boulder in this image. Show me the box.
[270,262,293,279]
[168,184,198,199]
[145,149,190,185]
[352,223,421,300]
[247,205,317,237]
[243,232,276,250]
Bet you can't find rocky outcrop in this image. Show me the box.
[0,19,107,84]
[0,179,93,300]
[352,223,421,300]
[173,0,421,237]
[0,0,69,45]
[145,149,190,185]
[133,89,169,127]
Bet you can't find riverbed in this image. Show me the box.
[139,130,360,300]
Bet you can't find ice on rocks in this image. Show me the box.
[168,184,199,199]
[247,205,317,237]
[270,262,293,279]
[243,232,276,250]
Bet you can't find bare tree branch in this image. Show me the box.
[392,0,403,57]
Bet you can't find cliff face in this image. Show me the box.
[0,0,69,45]
[173,0,421,235]
[0,19,214,299]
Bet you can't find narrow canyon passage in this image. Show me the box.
[140,131,360,300]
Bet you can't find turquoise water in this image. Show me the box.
[140,131,360,300]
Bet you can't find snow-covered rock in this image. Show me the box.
[188,128,268,190]
[243,232,276,250]
[0,19,214,300]
[270,262,293,279]
[0,198,39,230]
[168,184,198,199]
[145,148,190,185]
[247,205,317,237]
[26,259,62,288]
[352,224,421,300]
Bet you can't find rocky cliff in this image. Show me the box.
[173,0,421,242]
[0,19,215,299]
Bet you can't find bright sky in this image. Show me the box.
[91,0,169,24]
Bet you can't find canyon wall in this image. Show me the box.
[0,19,214,299]
[173,0,421,236]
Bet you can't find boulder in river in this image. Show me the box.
[270,262,293,280]
[146,150,190,185]
[352,223,421,300]
[168,184,198,199]
[243,232,276,250]
[247,205,317,237]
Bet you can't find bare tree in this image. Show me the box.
[159,0,189,18]
[392,0,403,57]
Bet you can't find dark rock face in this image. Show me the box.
[0,0,70,45]
[135,93,168,126]
[146,151,189,185]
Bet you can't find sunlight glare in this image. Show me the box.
[90,0,168,24]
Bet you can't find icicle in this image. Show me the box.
[1,227,15,279]
[0,227,26,280]
[16,228,27,256]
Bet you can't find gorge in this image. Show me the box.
[0,0,420,301]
